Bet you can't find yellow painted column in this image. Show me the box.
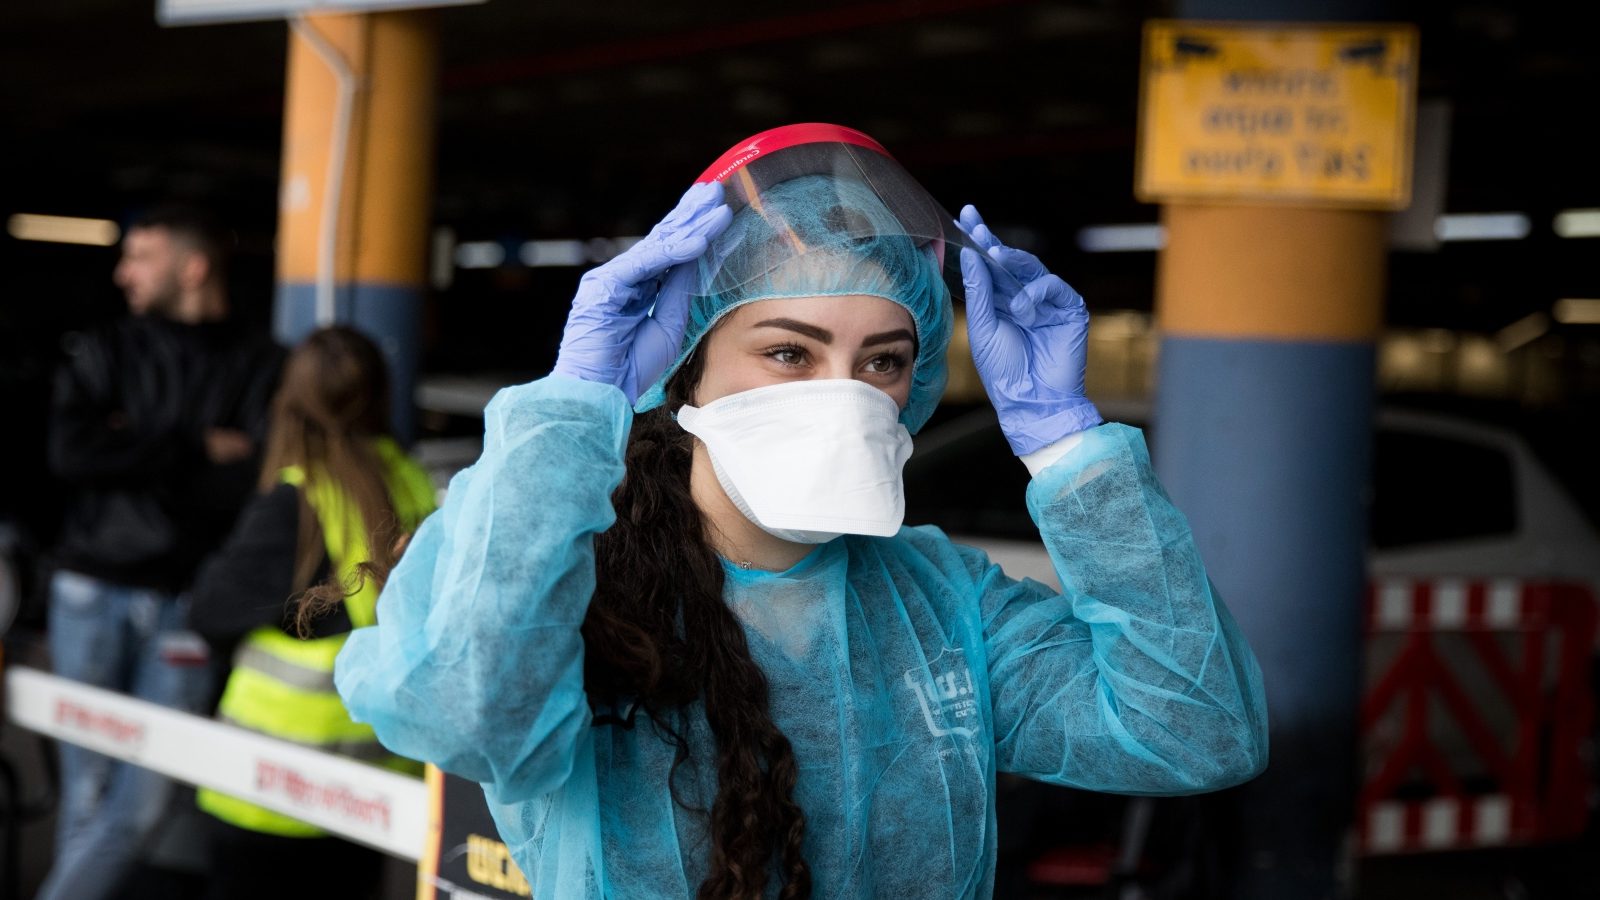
[1157,205,1386,343]
[274,10,438,440]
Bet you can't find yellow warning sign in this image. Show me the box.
[1136,21,1418,209]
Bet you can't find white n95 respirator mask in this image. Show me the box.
[676,379,914,544]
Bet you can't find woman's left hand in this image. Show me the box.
[957,204,1102,456]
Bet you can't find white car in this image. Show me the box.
[901,402,1600,595]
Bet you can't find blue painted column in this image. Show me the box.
[274,284,424,440]
[1153,196,1390,894]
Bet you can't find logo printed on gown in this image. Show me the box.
[903,647,979,739]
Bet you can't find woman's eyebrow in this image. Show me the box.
[752,318,833,343]
[862,328,915,347]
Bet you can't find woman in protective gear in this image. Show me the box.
[335,124,1269,899]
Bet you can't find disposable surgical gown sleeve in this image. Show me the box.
[334,375,630,803]
[977,423,1269,794]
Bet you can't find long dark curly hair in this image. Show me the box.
[583,350,811,899]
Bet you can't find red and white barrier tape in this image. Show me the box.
[4,665,429,860]
[1363,795,1514,854]
[1371,578,1534,630]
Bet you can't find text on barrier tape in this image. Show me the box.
[5,665,429,860]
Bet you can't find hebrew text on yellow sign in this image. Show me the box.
[1137,22,1418,208]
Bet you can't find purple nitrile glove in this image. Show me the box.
[957,204,1102,456]
[552,181,733,403]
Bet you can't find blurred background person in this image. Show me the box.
[186,326,435,900]
[37,204,284,900]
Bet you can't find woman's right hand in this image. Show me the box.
[552,181,732,403]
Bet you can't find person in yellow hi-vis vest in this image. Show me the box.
[187,325,435,900]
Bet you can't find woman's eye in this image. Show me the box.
[865,353,908,375]
[766,346,807,366]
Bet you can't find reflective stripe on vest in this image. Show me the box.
[201,436,434,837]
[231,633,339,693]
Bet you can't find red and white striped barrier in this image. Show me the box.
[1363,795,1513,854]
[1358,579,1596,855]
[1369,578,1558,632]
[4,665,429,860]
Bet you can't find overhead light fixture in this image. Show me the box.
[1553,209,1600,238]
[1433,213,1530,242]
[1553,298,1600,325]
[454,241,505,269]
[518,240,586,267]
[7,213,121,246]
[1494,312,1549,351]
[515,237,647,267]
[1076,224,1165,253]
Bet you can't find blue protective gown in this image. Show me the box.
[335,375,1268,898]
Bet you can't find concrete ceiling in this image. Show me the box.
[3,0,1597,335]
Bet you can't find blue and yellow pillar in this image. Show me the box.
[1145,5,1406,896]
[274,11,438,441]
[1154,204,1384,896]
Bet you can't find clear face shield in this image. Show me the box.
[689,123,1024,315]
[635,123,1021,434]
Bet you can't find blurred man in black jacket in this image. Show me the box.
[37,205,284,900]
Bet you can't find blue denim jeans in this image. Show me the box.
[36,569,213,900]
